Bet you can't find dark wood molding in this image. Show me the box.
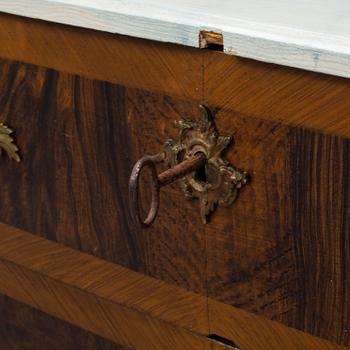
[0,223,347,350]
[0,295,130,350]
[0,223,214,350]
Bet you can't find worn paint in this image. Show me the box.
[1,0,350,78]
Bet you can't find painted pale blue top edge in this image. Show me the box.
[1,0,350,78]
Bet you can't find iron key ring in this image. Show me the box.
[129,152,206,228]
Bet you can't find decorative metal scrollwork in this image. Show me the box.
[0,123,20,162]
[129,105,247,227]
[163,105,247,223]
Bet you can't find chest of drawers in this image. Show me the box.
[0,2,349,349]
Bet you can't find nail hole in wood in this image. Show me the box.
[194,164,207,183]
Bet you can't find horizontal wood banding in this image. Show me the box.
[0,13,202,101]
[204,50,350,138]
[2,0,350,79]
[208,300,349,350]
[206,110,350,346]
[0,295,130,350]
[0,58,208,298]
[0,223,215,350]
[2,13,350,138]
[0,223,347,350]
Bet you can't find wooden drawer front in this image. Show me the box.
[0,58,207,295]
[0,223,346,350]
[0,56,349,348]
[208,111,350,346]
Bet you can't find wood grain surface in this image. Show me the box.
[204,51,350,138]
[205,107,350,347]
[2,0,350,78]
[0,58,207,296]
[0,18,350,348]
[0,295,130,350]
[0,56,349,347]
[208,299,349,350]
[0,222,347,350]
[2,13,350,139]
[202,50,350,346]
[0,223,226,350]
[0,13,202,101]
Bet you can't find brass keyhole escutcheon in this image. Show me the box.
[163,105,247,223]
[129,105,247,227]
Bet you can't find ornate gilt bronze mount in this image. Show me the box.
[0,123,20,162]
[129,105,247,227]
[163,105,247,223]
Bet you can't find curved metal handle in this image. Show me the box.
[129,152,206,228]
[129,153,164,228]
[128,105,248,227]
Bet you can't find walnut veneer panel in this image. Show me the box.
[0,17,350,346]
[0,223,347,350]
[201,50,350,346]
[205,108,350,346]
[0,13,202,101]
[0,223,225,350]
[0,58,207,296]
[204,51,350,138]
[0,56,349,347]
[0,295,129,350]
[208,299,349,350]
[2,13,350,138]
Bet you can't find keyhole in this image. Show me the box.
[194,165,207,183]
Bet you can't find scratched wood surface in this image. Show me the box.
[0,295,130,350]
[0,223,347,350]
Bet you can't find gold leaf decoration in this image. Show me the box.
[0,123,20,162]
